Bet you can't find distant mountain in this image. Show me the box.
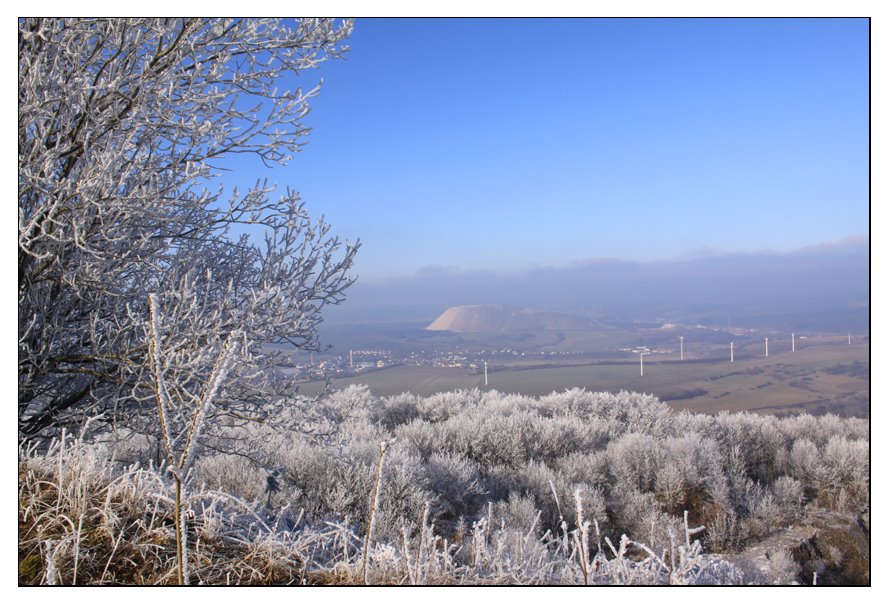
[324,237,868,329]
[426,304,600,332]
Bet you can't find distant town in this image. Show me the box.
[282,324,855,385]
[284,347,588,381]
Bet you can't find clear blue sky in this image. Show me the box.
[216,18,869,281]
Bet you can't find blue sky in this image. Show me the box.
[215,18,869,281]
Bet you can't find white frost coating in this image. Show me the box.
[19,18,359,439]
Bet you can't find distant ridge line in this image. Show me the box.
[425,304,602,333]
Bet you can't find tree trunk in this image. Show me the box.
[173,476,189,585]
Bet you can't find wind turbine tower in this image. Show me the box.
[849,332,852,345]
[730,342,734,363]
[792,333,795,353]
[350,349,353,370]
[484,361,488,386]
[680,336,684,361]
[765,338,769,357]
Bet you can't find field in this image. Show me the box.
[299,338,869,417]
[317,322,634,355]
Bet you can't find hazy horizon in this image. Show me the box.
[212,18,869,282]
[352,233,870,285]
[323,235,869,327]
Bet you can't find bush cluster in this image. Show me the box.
[19,386,869,584]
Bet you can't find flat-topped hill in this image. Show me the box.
[425,304,598,332]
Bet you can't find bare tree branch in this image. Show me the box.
[19,18,359,440]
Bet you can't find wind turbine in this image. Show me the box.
[637,347,652,376]
[848,332,852,345]
[730,342,734,363]
[484,361,488,386]
[792,332,795,353]
[680,336,684,361]
[765,337,769,358]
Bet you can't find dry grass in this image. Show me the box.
[18,433,310,585]
[19,432,760,585]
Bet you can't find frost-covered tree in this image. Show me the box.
[18,18,358,438]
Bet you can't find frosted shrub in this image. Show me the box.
[617,391,674,438]
[438,408,537,469]
[394,418,442,459]
[771,476,805,521]
[771,478,801,509]
[552,389,676,439]
[606,432,664,492]
[715,414,786,484]
[480,390,540,415]
[455,407,602,468]
[612,489,680,549]
[485,461,572,533]
[338,416,391,447]
[376,393,420,430]
[18,386,870,584]
[692,557,768,585]
[538,388,598,418]
[675,409,718,436]
[741,481,781,537]
[766,549,801,585]
[423,453,487,522]
[835,415,870,441]
[490,492,541,536]
[788,438,821,488]
[540,388,642,436]
[748,422,788,484]
[573,486,608,530]
[492,411,591,463]
[368,444,434,543]
[714,413,751,463]
[417,390,480,422]
[546,478,609,537]
[552,451,610,489]
[21,424,861,586]
[655,463,687,513]
[809,413,867,443]
[324,384,380,427]
[821,437,869,483]
[193,454,266,505]
[820,436,869,511]
[100,429,158,466]
[705,504,746,551]
[273,436,343,514]
[655,434,727,517]
[269,435,429,543]
[777,414,822,445]
[545,415,608,455]
[663,434,725,489]
[323,467,373,520]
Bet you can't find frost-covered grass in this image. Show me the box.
[18,431,314,585]
[18,387,869,585]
